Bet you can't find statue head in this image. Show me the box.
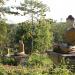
[19,40,23,44]
[66,15,74,28]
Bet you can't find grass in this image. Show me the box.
[0,52,74,75]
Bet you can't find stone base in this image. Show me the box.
[47,51,75,66]
[17,52,25,56]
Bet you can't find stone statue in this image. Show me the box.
[64,15,75,53]
[66,15,74,30]
[18,40,25,55]
[53,15,75,53]
[6,48,11,57]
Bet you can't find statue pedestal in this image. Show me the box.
[13,54,28,66]
[47,51,75,70]
[3,53,28,66]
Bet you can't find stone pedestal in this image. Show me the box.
[13,54,28,66]
[47,51,75,70]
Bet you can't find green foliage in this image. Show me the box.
[52,22,67,43]
[2,0,49,17]
[28,52,52,67]
[33,20,53,52]
[15,20,53,53]
[1,57,16,65]
[15,21,32,53]
[16,0,49,17]
[0,53,74,75]
[49,66,71,75]
[6,24,17,48]
[0,20,8,48]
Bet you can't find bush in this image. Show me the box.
[1,57,17,66]
[28,52,52,67]
[0,55,74,75]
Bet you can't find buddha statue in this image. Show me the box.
[18,40,25,55]
[53,15,75,53]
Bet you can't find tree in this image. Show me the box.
[6,24,17,48]
[52,22,67,43]
[33,20,53,52]
[0,20,8,49]
[0,0,3,4]
[15,20,53,53]
[11,0,50,51]
[15,21,33,53]
[1,0,49,19]
[0,0,52,53]
[16,0,49,18]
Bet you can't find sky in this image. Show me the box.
[46,0,75,22]
[3,0,75,24]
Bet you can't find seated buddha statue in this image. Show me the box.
[53,15,75,53]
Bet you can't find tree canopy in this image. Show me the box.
[14,20,53,53]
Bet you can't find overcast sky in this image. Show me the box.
[3,0,75,23]
[46,0,75,22]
